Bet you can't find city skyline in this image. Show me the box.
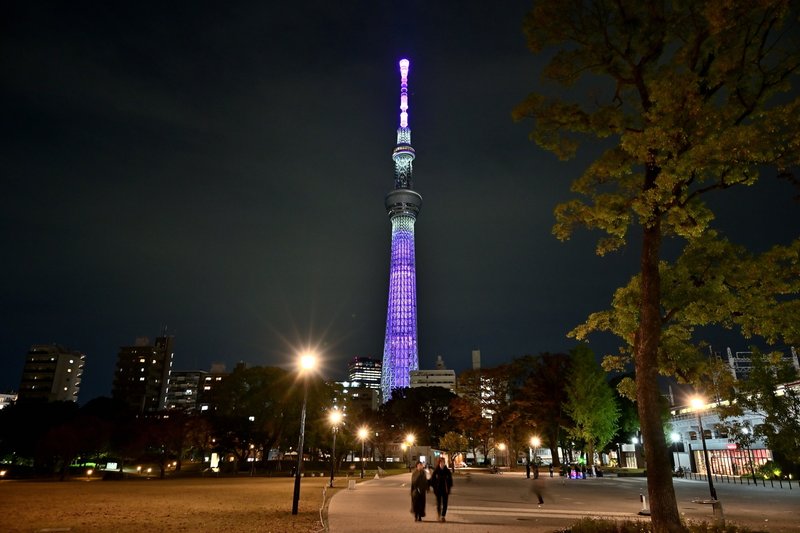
[3,1,797,402]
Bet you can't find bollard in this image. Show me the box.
[638,491,651,516]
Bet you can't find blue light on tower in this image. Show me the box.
[381,58,422,402]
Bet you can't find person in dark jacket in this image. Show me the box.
[430,457,453,522]
[410,461,428,521]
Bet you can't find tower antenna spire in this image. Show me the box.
[381,58,423,402]
[392,59,416,190]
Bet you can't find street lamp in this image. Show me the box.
[357,427,369,479]
[291,352,316,515]
[405,433,415,470]
[531,437,541,479]
[328,410,343,488]
[498,443,506,467]
[690,397,718,501]
[670,432,682,473]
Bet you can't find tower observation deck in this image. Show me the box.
[381,58,422,402]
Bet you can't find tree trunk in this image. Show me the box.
[635,219,685,532]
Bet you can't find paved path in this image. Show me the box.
[327,470,799,532]
[327,471,645,532]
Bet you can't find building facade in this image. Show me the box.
[112,335,174,414]
[165,370,207,411]
[197,362,232,413]
[17,344,84,403]
[348,357,382,390]
[669,400,771,477]
[410,356,456,393]
[381,58,423,402]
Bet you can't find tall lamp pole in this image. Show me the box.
[691,397,718,501]
[531,437,541,479]
[741,427,758,484]
[329,410,343,488]
[292,352,316,515]
[358,427,369,479]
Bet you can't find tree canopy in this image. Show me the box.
[515,1,800,531]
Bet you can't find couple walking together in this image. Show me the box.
[411,458,453,522]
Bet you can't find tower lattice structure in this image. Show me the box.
[381,59,422,402]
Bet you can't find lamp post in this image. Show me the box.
[741,427,758,484]
[670,432,682,473]
[357,427,369,479]
[291,352,316,515]
[328,410,343,488]
[497,443,506,467]
[691,397,717,501]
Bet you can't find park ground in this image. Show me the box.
[0,475,335,533]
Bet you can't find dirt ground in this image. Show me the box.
[0,476,339,533]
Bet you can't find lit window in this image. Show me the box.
[140,377,145,381]
[204,386,211,391]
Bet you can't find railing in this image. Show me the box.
[680,470,794,489]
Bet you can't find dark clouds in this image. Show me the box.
[2,1,797,401]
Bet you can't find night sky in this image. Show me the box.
[3,1,797,402]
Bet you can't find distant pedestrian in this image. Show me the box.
[430,457,453,522]
[531,476,546,506]
[549,464,554,477]
[410,462,428,521]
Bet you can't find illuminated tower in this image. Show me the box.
[381,58,422,402]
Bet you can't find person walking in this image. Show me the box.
[531,475,546,507]
[410,461,428,522]
[430,457,453,522]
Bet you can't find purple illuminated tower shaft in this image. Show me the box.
[381,59,422,402]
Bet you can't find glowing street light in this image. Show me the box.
[358,427,369,479]
[328,410,343,488]
[690,397,718,501]
[670,432,682,472]
[531,436,541,479]
[291,351,317,515]
[404,434,415,470]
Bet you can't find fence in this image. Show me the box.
[681,470,794,490]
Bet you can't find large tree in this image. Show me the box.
[510,353,572,467]
[515,2,800,531]
[563,345,620,474]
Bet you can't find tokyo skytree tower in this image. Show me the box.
[380,58,422,402]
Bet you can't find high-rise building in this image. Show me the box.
[112,335,174,414]
[17,344,84,403]
[165,370,206,411]
[381,58,422,402]
[348,357,382,389]
[198,362,237,413]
